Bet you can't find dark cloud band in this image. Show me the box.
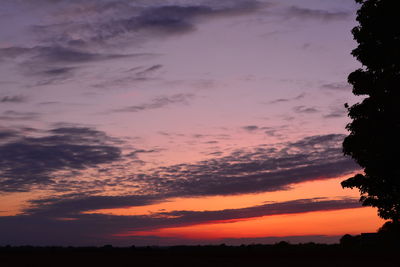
[0,126,122,192]
[0,197,360,246]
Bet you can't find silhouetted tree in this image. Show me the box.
[378,221,400,235]
[340,234,360,247]
[377,221,400,246]
[342,0,400,224]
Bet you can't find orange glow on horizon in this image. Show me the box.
[118,207,383,240]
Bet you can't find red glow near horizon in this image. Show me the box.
[116,208,383,240]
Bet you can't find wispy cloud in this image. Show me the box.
[284,6,352,22]
[293,105,319,114]
[0,0,264,90]
[324,106,347,119]
[0,95,27,103]
[112,93,194,113]
[321,82,351,91]
[267,93,305,104]
[0,111,40,121]
[0,46,130,63]
[93,64,163,89]
[28,0,263,47]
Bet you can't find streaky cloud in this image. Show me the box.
[285,6,352,21]
[267,93,306,104]
[112,93,194,113]
[293,105,319,114]
[0,110,40,121]
[21,134,359,215]
[0,197,360,246]
[0,46,141,64]
[0,95,27,103]
[321,82,352,91]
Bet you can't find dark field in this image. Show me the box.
[1,243,398,267]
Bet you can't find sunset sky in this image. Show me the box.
[0,0,384,246]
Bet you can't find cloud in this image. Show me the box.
[285,6,352,21]
[134,198,359,229]
[1,0,262,55]
[36,46,125,63]
[0,197,360,246]
[135,64,163,76]
[242,125,259,132]
[293,106,319,114]
[267,93,305,104]
[0,45,153,86]
[321,82,351,91]
[323,106,347,119]
[0,129,19,140]
[139,134,356,197]
[22,134,358,213]
[0,95,27,103]
[26,194,163,217]
[0,132,358,219]
[124,5,214,34]
[0,111,40,121]
[0,0,263,88]
[0,131,357,200]
[0,46,137,64]
[93,64,163,89]
[113,93,194,113]
[241,125,288,137]
[21,66,78,86]
[126,149,161,159]
[31,1,262,47]
[154,198,356,223]
[0,126,122,192]
[268,98,290,104]
[41,67,77,76]
[262,125,288,137]
[0,132,361,245]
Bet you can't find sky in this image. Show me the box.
[0,0,384,246]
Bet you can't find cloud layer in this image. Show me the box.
[0,126,122,192]
[0,197,359,246]
[0,132,358,218]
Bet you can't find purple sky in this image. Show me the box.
[1,0,381,246]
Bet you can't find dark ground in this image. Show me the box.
[0,243,398,267]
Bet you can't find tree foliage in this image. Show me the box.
[342,0,400,223]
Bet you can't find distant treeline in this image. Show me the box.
[0,241,398,267]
